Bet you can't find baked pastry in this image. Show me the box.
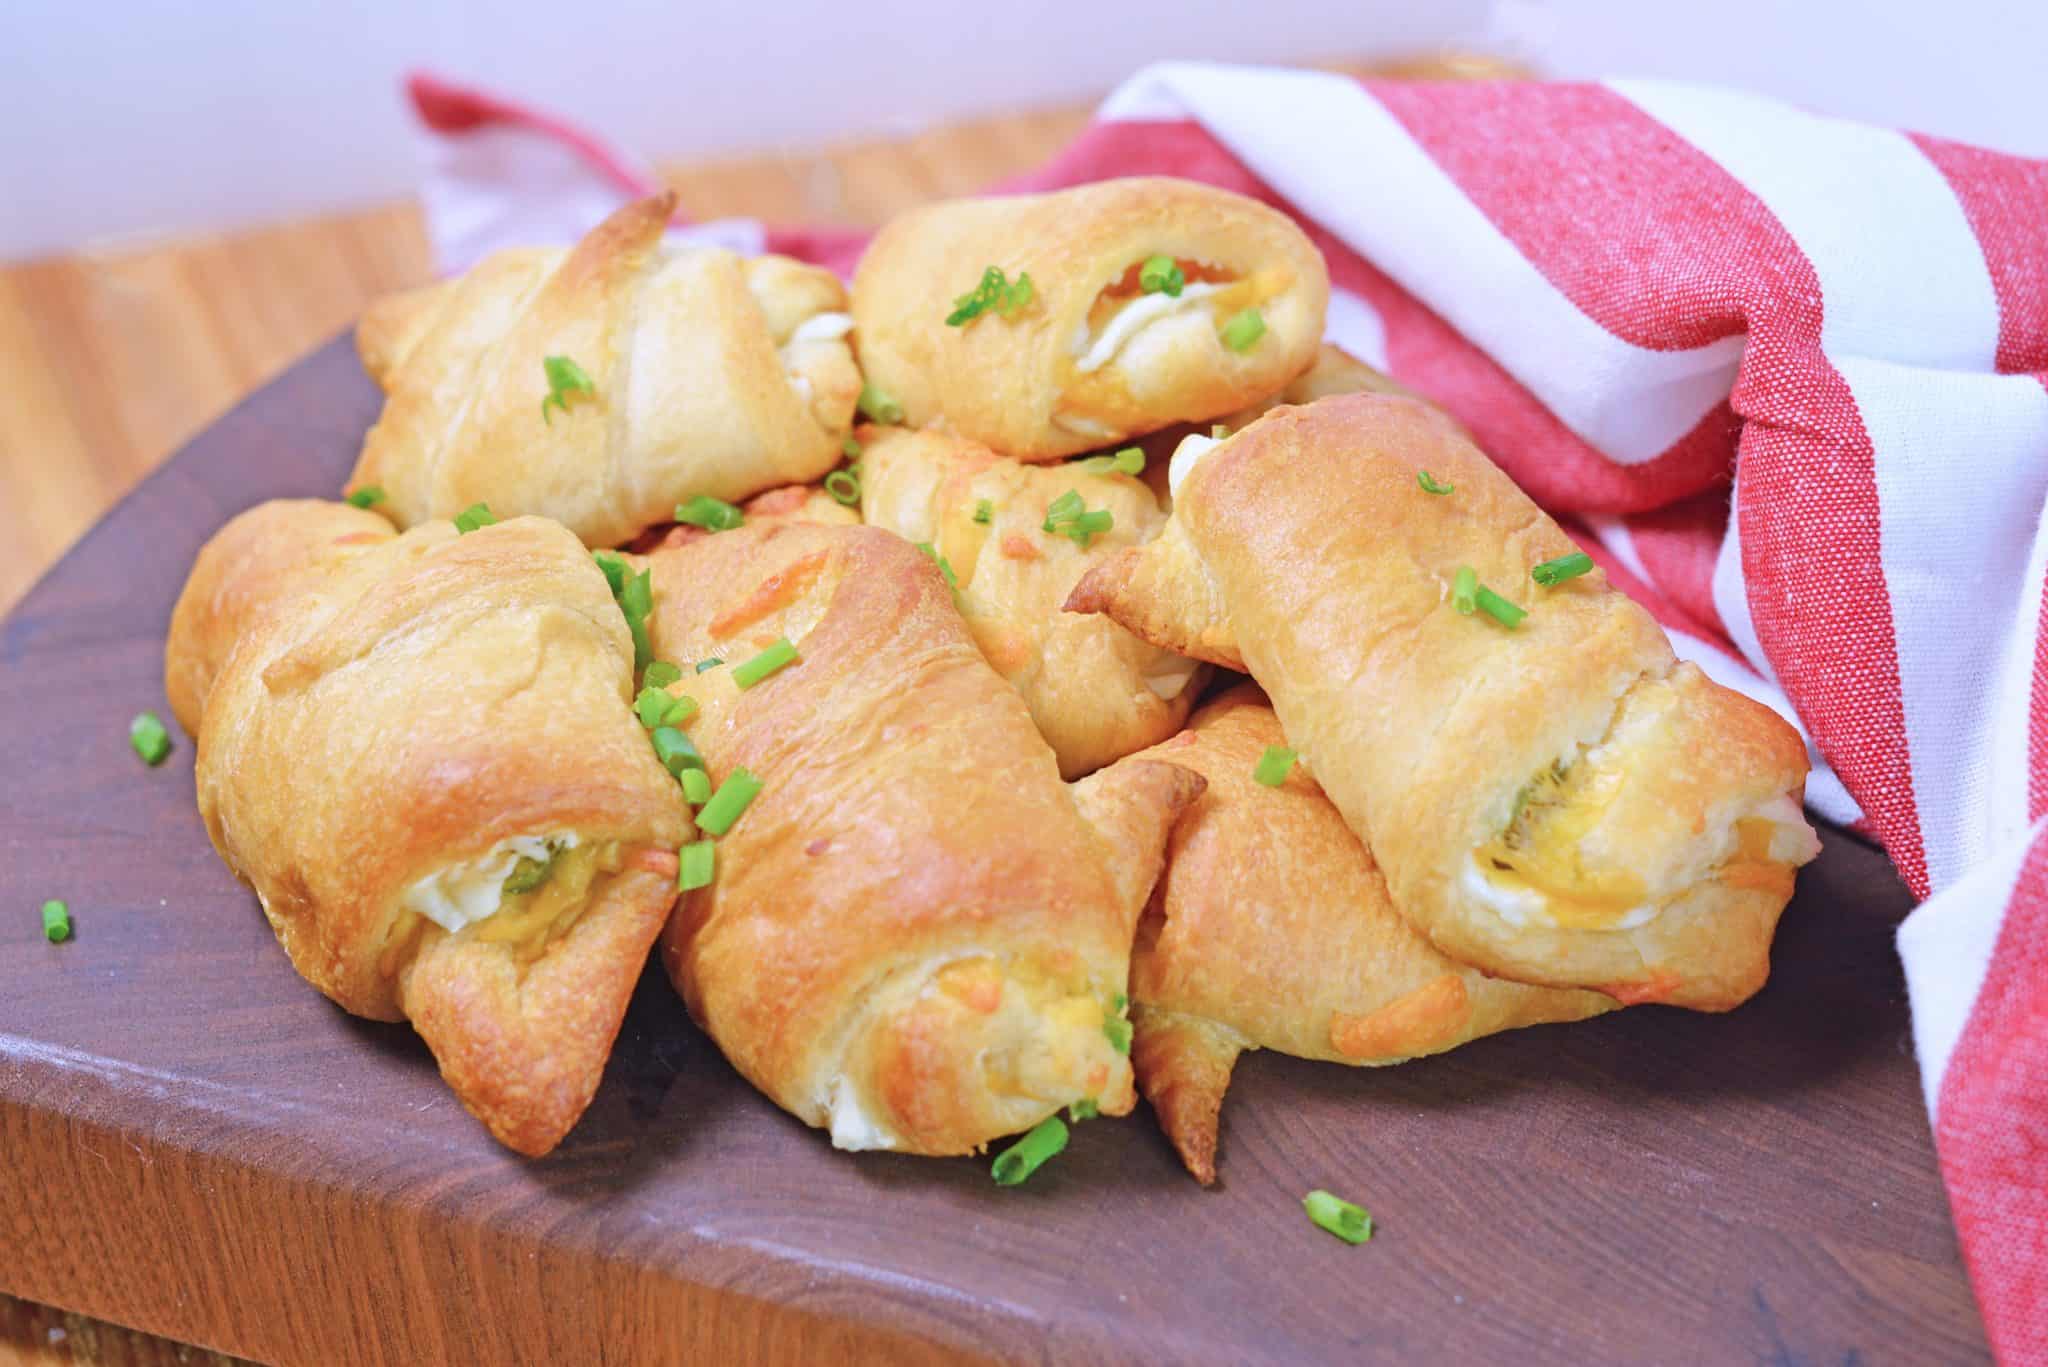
[857,423,1203,777]
[182,503,689,1155]
[851,177,1327,459]
[624,479,861,554]
[639,522,1204,1155]
[1070,394,1820,1009]
[1128,684,1612,1183]
[351,192,861,547]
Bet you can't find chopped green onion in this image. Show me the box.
[634,686,672,729]
[541,354,597,423]
[1303,1190,1374,1244]
[1103,1014,1133,1055]
[678,839,716,891]
[41,899,70,944]
[991,1115,1069,1187]
[643,661,683,689]
[1452,566,1479,616]
[858,380,905,424]
[345,486,386,509]
[1211,423,1231,440]
[453,502,497,534]
[1042,489,1085,531]
[502,852,556,896]
[841,434,862,460]
[1253,745,1297,787]
[972,498,994,524]
[1220,308,1266,353]
[695,767,764,837]
[680,767,712,805]
[129,711,171,766]
[824,468,862,506]
[651,726,704,776]
[1113,992,1127,1011]
[1061,509,1113,550]
[592,550,629,595]
[1475,586,1526,629]
[732,637,800,689]
[1068,1097,1100,1122]
[675,495,744,531]
[1531,551,1595,587]
[695,657,724,673]
[1138,254,1185,297]
[946,266,1036,326]
[663,694,698,726]
[1080,446,1145,477]
[915,542,960,594]
[1417,470,1454,496]
[618,568,654,672]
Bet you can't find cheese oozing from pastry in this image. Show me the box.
[401,832,583,934]
[1071,282,1227,374]
[1166,432,1220,498]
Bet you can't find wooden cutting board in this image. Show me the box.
[0,337,1988,1365]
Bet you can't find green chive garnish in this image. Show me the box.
[678,839,716,891]
[129,711,171,767]
[695,767,764,836]
[643,661,683,689]
[1211,423,1231,440]
[1417,470,1454,496]
[675,495,744,531]
[858,380,904,424]
[973,499,993,524]
[651,726,704,776]
[680,767,712,805]
[1063,509,1113,550]
[618,568,654,673]
[541,354,597,423]
[946,266,1036,327]
[991,1115,1069,1186]
[1532,552,1594,587]
[1452,566,1479,616]
[825,469,862,506]
[1253,745,1297,787]
[1220,308,1266,353]
[1303,1190,1373,1244]
[1068,1097,1100,1122]
[1475,586,1526,629]
[634,687,672,729]
[345,486,386,509]
[1080,447,1145,477]
[453,502,497,534]
[842,434,862,460]
[1138,254,1185,297]
[732,637,799,689]
[41,899,70,944]
[1042,490,1085,531]
[915,542,960,594]
[695,657,724,673]
[1103,1014,1132,1055]
[592,550,629,595]
[502,853,556,896]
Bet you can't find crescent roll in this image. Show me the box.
[858,423,1204,777]
[1070,395,1820,1010]
[1128,685,1612,1184]
[350,192,861,547]
[184,504,690,1155]
[639,523,1204,1156]
[851,177,1328,459]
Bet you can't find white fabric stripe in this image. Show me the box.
[1323,285,1388,370]
[1898,818,2039,1117]
[1584,514,1652,585]
[1710,478,1785,690]
[1986,497,2048,843]
[1095,62,1744,465]
[422,125,647,275]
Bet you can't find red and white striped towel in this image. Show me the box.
[404,66,2048,1361]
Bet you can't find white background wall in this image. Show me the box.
[3,0,2042,261]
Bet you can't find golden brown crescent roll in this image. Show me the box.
[1127,685,1612,1184]
[350,192,861,547]
[626,479,860,555]
[164,498,394,734]
[851,177,1327,460]
[639,522,1203,1156]
[1070,395,1820,1010]
[187,504,689,1155]
[857,423,1203,777]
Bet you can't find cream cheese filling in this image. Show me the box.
[1167,432,1220,498]
[1143,653,1201,701]
[825,1078,898,1152]
[400,832,581,935]
[1072,283,1225,375]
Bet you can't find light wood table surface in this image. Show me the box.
[0,54,1512,1365]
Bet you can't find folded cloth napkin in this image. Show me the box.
[403,65,2048,1362]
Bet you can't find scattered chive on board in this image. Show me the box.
[678,840,716,892]
[1417,470,1454,495]
[129,711,171,766]
[1253,745,1297,787]
[453,502,496,534]
[1532,551,1594,586]
[345,485,386,509]
[675,495,744,531]
[695,768,764,837]
[1303,1190,1374,1244]
[991,1115,1068,1186]
[1220,308,1266,353]
[732,638,800,690]
[41,899,71,944]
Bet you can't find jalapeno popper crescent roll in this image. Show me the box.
[640,523,1203,1156]
[858,424,1204,777]
[851,177,1328,460]
[179,504,690,1155]
[1128,685,1612,1184]
[351,193,861,548]
[1070,395,1820,1010]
